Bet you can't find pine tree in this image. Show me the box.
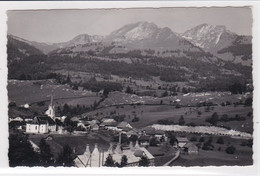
[9,133,39,167]
[139,155,150,167]
[120,155,128,167]
[104,154,115,167]
[56,145,74,167]
[39,138,54,166]
[178,115,185,125]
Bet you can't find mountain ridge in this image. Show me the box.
[8,21,252,66]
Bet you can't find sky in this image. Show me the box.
[7,7,252,43]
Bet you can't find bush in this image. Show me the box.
[225,145,236,154]
[178,115,185,125]
[132,116,140,122]
[245,97,252,106]
[190,137,197,142]
[199,137,205,142]
[216,137,224,144]
[206,112,219,125]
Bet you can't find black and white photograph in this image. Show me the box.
[6,7,254,168]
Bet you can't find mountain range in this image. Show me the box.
[7,21,252,66]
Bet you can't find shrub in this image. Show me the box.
[216,137,224,144]
[225,145,236,154]
[245,97,252,106]
[132,116,140,122]
[206,112,219,125]
[190,137,197,142]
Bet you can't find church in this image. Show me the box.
[26,94,57,134]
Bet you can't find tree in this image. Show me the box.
[168,133,177,146]
[206,112,219,125]
[104,154,115,167]
[162,91,168,97]
[125,86,133,94]
[139,155,150,167]
[103,88,110,97]
[149,137,158,147]
[132,116,140,122]
[56,145,74,166]
[178,115,185,125]
[190,137,197,142]
[245,97,252,106]
[9,133,39,167]
[216,137,224,144]
[225,145,236,154]
[129,135,138,142]
[199,137,205,142]
[182,87,188,94]
[39,138,54,166]
[160,100,163,105]
[66,74,71,84]
[120,155,128,167]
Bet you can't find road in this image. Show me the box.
[163,148,181,166]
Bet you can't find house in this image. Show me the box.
[154,130,167,141]
[125,129,138,138]
[100,119,117,128]
[9,121,25,130]
[146,146,165,157]
[11,117,23,122]
[138,135,151,146]
[90,123,99,131]
[77,121,90,130]
[26,116,56,134]
[117,121,133,129]
[142,126,155,136]
[176,137,189,148]
[183,142,198,155]
[24,117,33,122]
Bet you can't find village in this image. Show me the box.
[8,88,253,167]
[8,92,205,167]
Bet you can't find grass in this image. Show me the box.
[82,103,253,133]
[171,134,253,166]
[8,79,98,105]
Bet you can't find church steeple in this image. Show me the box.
[45,91,55,120]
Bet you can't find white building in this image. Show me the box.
[26,116,56,134]
[74,142,155,167]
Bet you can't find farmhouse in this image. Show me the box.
[176,137,189,148]
[10,116,23,122]
[138,135,151,146]
[100,118,117,128]
[117,121,133,129]
[26,116,56,134]
[183,142,198,155]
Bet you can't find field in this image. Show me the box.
[8,79,99,106]
[171,134,253,166]
[8,79,253,167]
